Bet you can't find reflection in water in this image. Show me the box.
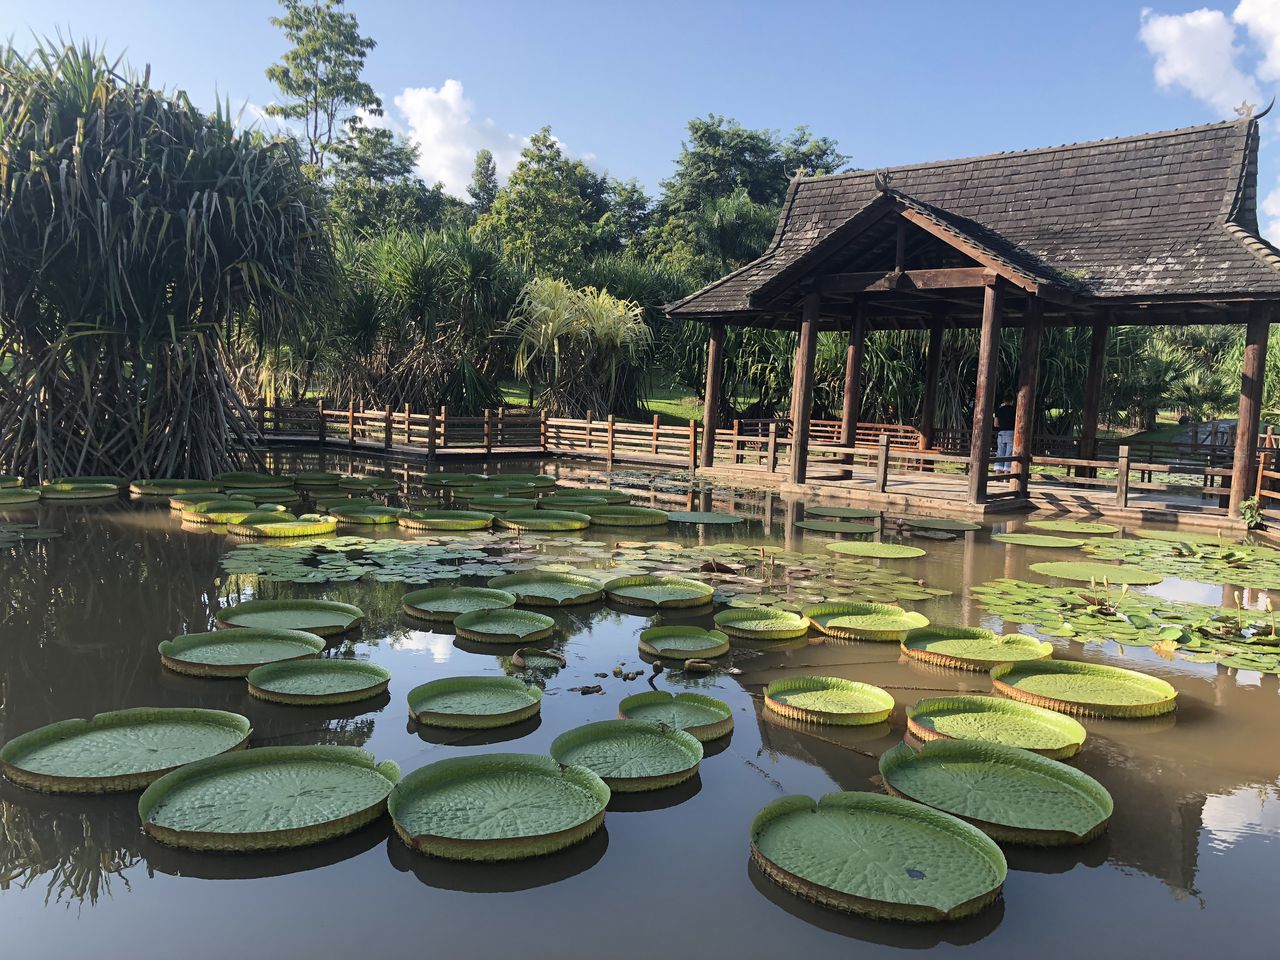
[386,827,609,893]
[606,772,702,813]
[409,715,542,747]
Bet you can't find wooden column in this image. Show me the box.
[789,293,821,485]
[1230,304,1272,516]
[839,303,866,445]
[1012,298,1044,497]
[919,315,945,449]
[1078,316,1109,470]
[699,320,726,467]
[967,282,1003,503]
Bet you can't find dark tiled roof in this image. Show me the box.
[668,117,1280,318]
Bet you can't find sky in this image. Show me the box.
[2,0,1279,235]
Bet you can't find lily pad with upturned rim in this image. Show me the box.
[536,495,610,510]
[794,519,879,534]
[826,541,926,559]
[181,500,273,524]
[169,491,230,510]
[216,598,364,635]
[388,754,608,861]
[568,488,631,504]
[214,471,287,489]
[879,740,1113,846]
[991,659,1177,718]
[498,508,591,531]
[139,746,400,852]
[130,479,223,496]
[159,628,327,677]
[1026,519,1119,535]
[226,487,301,505]
[0,488,40,504]
[549,719,702,792]
[247,659,391,705]
[603,575,714,609]
[331,504,404,525]
[616,691,733,741]
[992,533,1087,548]
[803,601,929,642]
[1028,560,1163,585]
[901,517,982,532]
[398,509,494,531]
[666,511,745,525]
[764,676,894,725]
[460,496,537,513]
[713,607,810,640]
[338,476,398,492]
[407,677,543,728]
[637,626,730,660]
[486,572,603,606]
[750,792,1007,921]
[401,586,516,622]
[50,475,129,489]
[38,481,120,500]
[453,609,556,643]
[293,471,343,486]
[0,475,23,488]
[901,627,1053,671]
[907,695,1087,760]
[583,505,669,527]
[227,514,339,538]
[0,708,251,793]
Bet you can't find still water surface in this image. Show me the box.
[0,454,1276,959]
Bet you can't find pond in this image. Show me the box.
[1,452,1276,959]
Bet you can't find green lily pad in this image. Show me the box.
[901,627,1053,671]
[401,586,516,622]
[666,511,745,524]
[39,481,119,500]
[991,659,1178,718]
[182,500,272,524]
[338,476,398,492]
[1029,560,1163,585]
[388,754,608,860]
[1132,528,1235,545]
[826,541,926,559]
[992,533,1086,548]
[764,676,894,725]
[750,792,1007,921]
[713,607,810,640]
[130,479,223,496]
[616,691,733,741]
[49,475,129,489]
[331,504,404,525]
[498,508,591,531]
[907,696,1087,760]
[0,488,40,504]
[159,628,327,677]
[228,514,339,538]
[487,572,602,606]
[461,496,537,513]
[803,601,929,642]
[537,495,610,509]
[880,740,1112,845]
[603,575,714,609]
[293,470,343,486]
[582,505,669,527]
[216,598,365,635]
[453,608,556,643]
[570,488,631,504]
[549,719,703,792]
[1026,519,1119,535]
[0,475,24,488]
[422,472,486,488]
[0,708,251,793]
[215,471,286,489]
[139,746,400,851]
[794,520,879,534]
[247,659,391,705]
[637,626,730,660]
[902,517,982,532]
[226,488,301,504]
[398,509,494,531]
[406,676,542,728]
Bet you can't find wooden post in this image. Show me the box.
[403,403,411,446]
[427,409,437,459]
[789,293,821,485]
[606,415,616,470]
[347,400,355,448]
[497,408,505,447]
[687,420,697,472]
[383,406,392,450]
[839,303,866,445]
[439,406,448,447]
[539,410,549,451]
[731,419,742,465]
[967,282,1003,503]
[483,409,493,453]
[767,422,778,473]
[317,398,326,444]
[273,399,281,434]
[651,415,660,455]
[919,315,945,450]
[700,320,725,467]
[874,434,891,492]
[1012,299,1044,498]
[1078,317,1109,475]
[1230,304,1272,516]
[1254,449,1272,499]
[585,410,593,450]
[257,397,266,433]
[1116,444,1131,507]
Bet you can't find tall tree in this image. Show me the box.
[467,148,499,214]
[329,125,468,233]
[265,0,380,173]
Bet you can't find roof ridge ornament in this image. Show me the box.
[1254,97,1275,120]
[874,170,894,193]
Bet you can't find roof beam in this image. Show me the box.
[819,267,996,295]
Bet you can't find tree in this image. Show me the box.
[605,178,652,247]
[265,0,380,173]
[467,148,500,214]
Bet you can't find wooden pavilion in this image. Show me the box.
[666,114,1280,520]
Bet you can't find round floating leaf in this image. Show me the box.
[1132,528,1235,545]
[247,659,390,705]
[803,601,929,642]
[992,533,1086,548]
[617,691,733,741]
[902,627,1053,671]
[422,472,486,488]
[794,519,879,534]
[216,599,365,635]
[1029,560,1163,585]
[582,505,668,527]
[537,495,610,509]
[637,626,730,660]
[398,509,494,531]
[511,647,566,670]
[666,511,745,525]
[902,517,982,531]
[880,740,1113,845]
[486,572,602,606]
[407,677,542,728]
[228,514,339,538]
[331,504,404,525]
[401,587,516,622]
[750,792,1007,921]
[1025,519,1119,535]
[0,475,24,488]
[215,471,287,489]
[293,470,342,486]
[991,659,1178,718]
[0,708,251,793]
[550,719,702,792]
[389,753,608,860]
[39,481,119,500]
[226,487,301,505]
[460,496,537,513]
[907,695,1087,760]
[139,746,400,851]
[182,500,272,524]
[805,505,881,519]
[826,541,926,559]
[713,607,810,640]
[130,479,223,496]
[453,609,556,643]
[604,575,714,609]
[570,488,631,504]
[170,491,230,510]
[498,508,590,531]
[764,676,894,725]
[159,628,327,677]
[49,475,128,489]
[338,476,398,492]
[0,488,40,504]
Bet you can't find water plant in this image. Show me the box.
[763,676,894,725]
[246,659,391,705]
[616,691,733,741]
[713,607,810,639]
[401,586,517,622]
[603,575,714,609]
[486,572,603,606]
[906,695,1087,759]
[1028,559,1164,585]
[159,628,327,677]
[803,601,929,641]
[665,511,745,524]
[549,719,703,792]
[1025,519,1118,535]
[452,609,556,643]
[825,541,926,559]
[38,482,119,500]
[398,509,494,531]
[406,677,542,728]
[992,533,1086,548]
[637,626,730,660]
[497,508,590,531]
[216,598,365,635]
[581,505,669,527]
[901,627,1052,671]
[990,659,1178,718]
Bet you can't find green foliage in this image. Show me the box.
[466,148,499,214]
[329,126,468,233]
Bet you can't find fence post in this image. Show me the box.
[688,420,697,473]
[317,398,326,444]
[497,408,505,447]
[585,410,594,450]
[256,397,266,433]
[347,400,355,448]
[875,434,891,492]
[1255,450,1271,499]
[404,403,411,446]
[767,422,778,473]
[606,415,616,470]
[427,409,437,459]
[384,406,393,450]
[273,399,281,434]
[731,419,742,465]
[439,406,448,447]
[1115,445,1130,507]
[483,409,492,453]
[539,410,549,452]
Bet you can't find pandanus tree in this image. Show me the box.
[0,41,328,479]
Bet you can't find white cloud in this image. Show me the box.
[390,79,524,197]
[1140,7,1262,115]
[1261,180,1280,240]
[1235,0,1280,81]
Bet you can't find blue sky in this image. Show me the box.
[3,0,1279,232]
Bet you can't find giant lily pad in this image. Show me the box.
[991,659,1177,718]
[38,481,119,500]
[617,691,733,741]
[603,575,714,609]
[992,533,1086,548]
[487,572,602,606]
[160,628,327,677]
[0,475,24,488]
[901,627,1053,671]
[803,601,929,642]
[582,505,668,527]
[1026,519,1118,535]
[462,496,536,513]
[907,695,1087,760]
[139,746,399,851]
[182,500,273,524]
[537,495,610,510]
[453,609,555,644]
[331,504,404,525]
[131,479,222,496]
[401,586,516,622]
[227,513,339,538]
[215,471,287,489]
[498,508,590,531]
[247,659,391,705]
[0,488,40,504]
[550,719,702,792]
[398,509,494,531]
[422,472,486,488]
[216,598,364,635]
[794,519,879,534]
[0,708,251,793]
[880,740,1113,845]
[714,607,810,640]
[1132,528,1234,545]
[50,475,129,489]
[338,477,398,492]
[227,487,302,505]
[569,488,631,504]
[764,676,894,725]
[901,517,982,532]
[750,792,1007,921]
[293,470,342,486]
[826,541,926,559]
[666,511,745,525]
[389,754,608,861]
[1029,560,1163,585]
[637,626,730,660]
[407,677,542,728]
